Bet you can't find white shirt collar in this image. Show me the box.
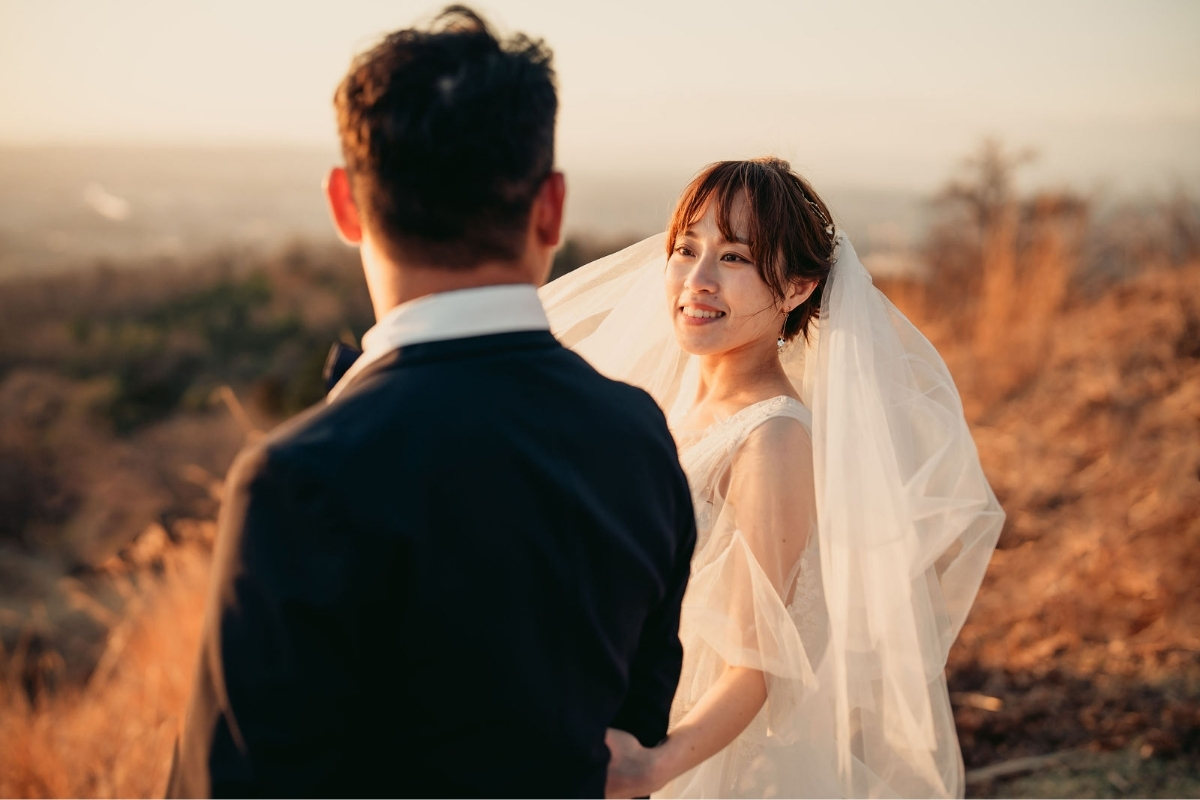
[327,283,549,402]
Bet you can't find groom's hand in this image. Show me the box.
[604,728,659,799]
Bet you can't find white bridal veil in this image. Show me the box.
[539,232,1004,798]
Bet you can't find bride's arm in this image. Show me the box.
[606,417,816,798]
[606,667,766,798]
[671,665,770,776]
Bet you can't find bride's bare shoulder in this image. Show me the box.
[733,402,814,470]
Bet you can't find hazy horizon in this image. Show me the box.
[0,143,945,279]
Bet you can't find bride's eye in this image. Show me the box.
[721,252,750,264]
[674,245,695,257]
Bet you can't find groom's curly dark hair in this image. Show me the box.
[334,6,557,269]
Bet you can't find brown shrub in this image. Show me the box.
[0,545,209,798]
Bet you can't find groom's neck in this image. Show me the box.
[361,236,540,321]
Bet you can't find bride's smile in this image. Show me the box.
[679,303,725,322]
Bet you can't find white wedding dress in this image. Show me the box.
[540,233,1003,798]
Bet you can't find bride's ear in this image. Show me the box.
[783,278,819,313]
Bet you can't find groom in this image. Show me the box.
[167,7,696,798]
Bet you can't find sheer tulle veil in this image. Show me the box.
[539,231,1004,797]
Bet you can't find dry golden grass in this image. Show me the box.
[969,196,1084,405]
[0,544,210,798]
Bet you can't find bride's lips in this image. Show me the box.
[679,303,727,325]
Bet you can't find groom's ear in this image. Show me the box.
[324,167,363,245]
[531,171,566,249]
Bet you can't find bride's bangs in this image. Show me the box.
[666,162,762,258]
[668,161,793,302]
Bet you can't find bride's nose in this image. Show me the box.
[683,256,719,294]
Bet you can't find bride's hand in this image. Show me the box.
[604,727,661,798]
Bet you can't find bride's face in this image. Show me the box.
[665,195,783,358]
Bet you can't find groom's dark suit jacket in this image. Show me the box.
[166,330,696,798]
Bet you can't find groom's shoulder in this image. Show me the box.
[222,367,413,481]
[220,397,347,490]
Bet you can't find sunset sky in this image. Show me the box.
[1,0,1197,193]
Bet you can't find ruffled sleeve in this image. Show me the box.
[678,413,819,741]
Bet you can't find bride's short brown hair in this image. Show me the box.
[666,158,836,342]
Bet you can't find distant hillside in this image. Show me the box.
[0,146,338,278]
[0,146,932,279]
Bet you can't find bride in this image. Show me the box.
[540,158,1004,798]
